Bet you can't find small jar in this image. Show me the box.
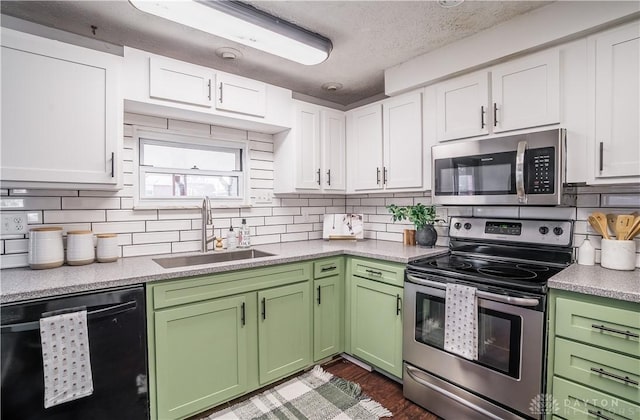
[96,233,119,263]
[66,230,95,266]
[28,227,64,269]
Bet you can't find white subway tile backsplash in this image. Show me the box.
[172,241,201,253]
[385,197,413,206]
[308,198,334,206]
[272,207,301,216]
[576,194,600,207]
[287,223,313,233]
[473,207,519,218]
[147,220,192,232]
[251,234,281,245]
[79,186,134,197]
[4,239,28,254]
[179,230,201,241]
[281,232,308,242]
[281,198,309,207]
[1,253,29,268]
[92,221,146,234]
[133,231,179,244]
[62,197,121,210]
[294,215,320,224]
[441,207,473,217]
[9,189,78,197]
[107,209,157,222]
[44,210,106,224]
[257,225,286,235]
[117,234,132,246]
[361,198,386,206]
[265,216,294,225]
[309,231,322,240]
[519,207,576,220]
[122,243,171,258]
[377,231,403,242]
[1,197,61,210]
[601,194,640,208]
[158,209,201,220]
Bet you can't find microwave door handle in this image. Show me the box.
[516,140,527,204]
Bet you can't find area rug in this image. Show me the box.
[206,365,392,419]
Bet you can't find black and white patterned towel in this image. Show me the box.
[444,283,478,360]
[40,310,93,408]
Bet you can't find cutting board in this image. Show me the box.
[322,214,364,239]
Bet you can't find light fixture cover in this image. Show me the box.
[129,0,332,65]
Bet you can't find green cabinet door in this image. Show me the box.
[350,276,403,378]
[314,276,342,361]
[154,295,248,420]
[258,282,311,384]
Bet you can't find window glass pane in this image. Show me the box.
[143,172,239,198]
[142,142,240,171]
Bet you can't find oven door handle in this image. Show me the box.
[405,365,504,420]
[516,140,527,204]
[406,275,540,307]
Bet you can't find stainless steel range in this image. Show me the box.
[403,217,573,420]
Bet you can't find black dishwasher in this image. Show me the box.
[1,286,149,420]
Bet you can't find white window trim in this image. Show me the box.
[132,126,251,209]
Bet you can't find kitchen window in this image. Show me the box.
[133,128,248,208]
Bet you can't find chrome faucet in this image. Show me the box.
[201,196,215,252]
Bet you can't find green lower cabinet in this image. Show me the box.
[154,294,249,420]
[314,275,342,361]
[350,275,403,378]
[258,282,311,384]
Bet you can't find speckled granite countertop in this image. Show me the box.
[0,240,447,304]
[548,264,640,303]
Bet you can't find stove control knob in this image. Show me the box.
[553,227,564,236]
[454,222,462,230]
[539,226,549,235]
[463,223,472,230]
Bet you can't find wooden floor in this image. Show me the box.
[196,357,440,419]
[323,358,440,420]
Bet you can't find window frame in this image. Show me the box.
[132,127,250,209]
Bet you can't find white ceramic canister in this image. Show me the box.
[28,227,64,269]
[600,239,636,271]
[66,230,95,266]
[96,233,119,263]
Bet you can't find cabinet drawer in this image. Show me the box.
[555,297,640,358]
[350,257,404,287]
[151,263,311,309]
[555,338,639,403]
[314,257,342,279]
[552,377,639,420]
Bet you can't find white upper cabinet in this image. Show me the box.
[492,49,560,133]
[590,20,640,181]
[1,28,122,190]
[435,49,560,142]
[347,91,423,193]
[216,73,266,117]
[149,56,214,107]
[273,102,345,194]
[383,92,423,190]
[436,72,490,141]
[348,104,384,192]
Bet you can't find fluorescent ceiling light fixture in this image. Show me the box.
[129,0,333,65]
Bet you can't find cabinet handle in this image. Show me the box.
[261,297,266,320]
[241,302,246,326]
[110,152,115,178]
[219,83,223,103]
[587,409,614,420]
[383,167,388,185]
[317,285,321,305]
[396,294,402,316]
[366,269,382,276]
[326,169,331,186]
[591,323,639,339]
[590,367,639,386]
[320,265,336,272]
[316,169,321,185]
[376,167,381,185]
[207,79,212,101]
[480,106,485,129]
[493,103,498,127]
[599,142,604,172]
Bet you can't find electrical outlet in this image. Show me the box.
[254,191,273,204]
[1,212,28,235]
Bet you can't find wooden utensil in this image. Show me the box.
[624,215,640,240]
[588,215,609,239]
[591,212,610,239]
[606,214,618,237]
[615,214,634,240]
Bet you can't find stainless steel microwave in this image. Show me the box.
[431,128,571,206]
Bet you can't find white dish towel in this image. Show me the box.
[444,283,478,361]
[40,310,93,408]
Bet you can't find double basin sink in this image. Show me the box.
[153,249,275,269]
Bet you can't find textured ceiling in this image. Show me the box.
[1,0,551,106]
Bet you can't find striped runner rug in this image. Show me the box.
[207,365,392,419]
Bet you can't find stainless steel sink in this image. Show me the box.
[153,249,275,269]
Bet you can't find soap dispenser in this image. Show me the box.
[227,226,238,250]
[577,235,595,266]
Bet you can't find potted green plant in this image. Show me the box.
[386,203,442,247]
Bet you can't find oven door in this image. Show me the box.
[403,278,544,418]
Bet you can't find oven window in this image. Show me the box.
[477,308,522,378]
[415,293,446,348]
[414,292,522,379]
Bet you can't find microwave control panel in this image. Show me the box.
[527,147,555,194]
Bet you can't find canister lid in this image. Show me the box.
[67,230,93,235]
[30,227,63,232]
[96,233,117,238]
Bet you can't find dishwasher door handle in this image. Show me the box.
[1,300,138,333]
